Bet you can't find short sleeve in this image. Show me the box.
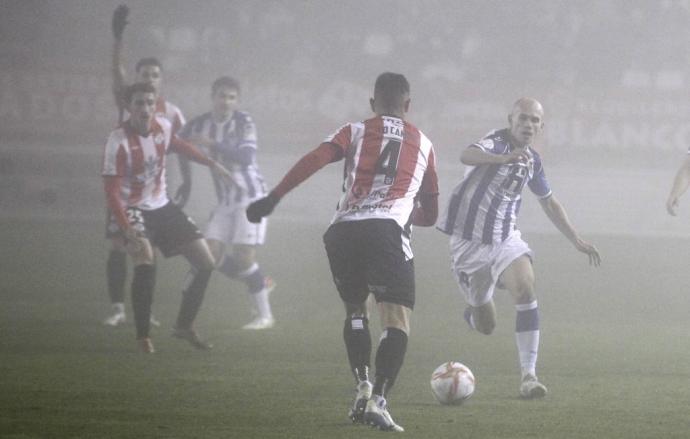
[102,131,127,177]
[239,114,258,149]
[323,123,352,155]
[527,156,552,199]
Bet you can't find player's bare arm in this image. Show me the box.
[111,5,129,114]
[460,145,529,166]
[538,194,601,266]
[666,155,690,216]
[247,142,342,223]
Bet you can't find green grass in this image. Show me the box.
[1,218,689,438]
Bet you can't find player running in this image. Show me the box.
[102,82,232,353]
[247,73,439,431]
[104,4,190,327]
[437,97,601,398]
[179,76,275,330]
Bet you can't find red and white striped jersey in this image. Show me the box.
[325,115,438,228]
[102,116,174,211]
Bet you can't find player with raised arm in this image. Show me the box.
[179,77,275,330]
[104,4,191,327]
[437,98,601,398]
[102,82,232,353]
[247,73,439,432]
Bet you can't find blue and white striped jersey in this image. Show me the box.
[438,128,552,244]
[180,110,266,206]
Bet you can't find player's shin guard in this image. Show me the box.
[175,268,212,330]
[107,249,127,304]
[217,255,241,279]
[515,301,540,379]
[131,264,156,339]
[343,315,372,383]
[372,327,408,397]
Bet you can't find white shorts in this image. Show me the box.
[449,231,532,307]
[205,203,267,246]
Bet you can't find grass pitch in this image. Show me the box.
[1,218,689,438]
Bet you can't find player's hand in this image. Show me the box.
[666,195,679,216]
[174,180,191,208]
[503,146,530,164]
[246,194,279,223]
[112,4,129,41]
[574,238,601,267]
[123,226,145,253]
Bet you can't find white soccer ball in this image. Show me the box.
[430,361,475,405]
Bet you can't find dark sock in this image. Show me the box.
[131,264,156,339]
[343,315,371,382]
[175,268,212,330]
[372,327,408,397]
[244,267,264,294]
[107,250,127,303]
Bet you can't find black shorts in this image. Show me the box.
[323,219,415,309]
[109,202,203,257]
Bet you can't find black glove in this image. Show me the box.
[246,194,279,223]
[112,4,129,41]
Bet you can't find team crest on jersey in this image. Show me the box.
[154,133,165,144]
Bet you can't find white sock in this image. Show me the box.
[515,301,539,379]
[249,288,272,319]
[112,302,125,314]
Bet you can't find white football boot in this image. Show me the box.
[519,374,547,399]
[242,277,276,330]
[363,395,404,432]
[103,303,126,326]
[348,380,372,423]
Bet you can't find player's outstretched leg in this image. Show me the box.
[516,300,547,398]
[363,327,407,432]
[104,248,127,326]
[173,267,213,350]
[343,314,372,423]
[131,264,156,353]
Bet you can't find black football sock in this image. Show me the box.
[107,249,127,304]
[175,268,212,330]
[131,264,156,339]
[343,315,372,383]
[372,327,408,397]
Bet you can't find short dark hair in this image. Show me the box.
[124,82,157,105]
[211,76,241,95]
[135,57,163,73]
[374,72,410,112]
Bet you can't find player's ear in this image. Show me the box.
[370,98,375,113]
[403,98,411,113]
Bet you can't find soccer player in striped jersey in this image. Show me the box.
[437,98,601,398]
[104,5,190,327]
[179,76,275,330]
[247,73,439,432]
[102,82,232,353]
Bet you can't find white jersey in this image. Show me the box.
[180,110,266,206]
[325,115,438,229]
[102,116,174,211]
[438,128,552,244]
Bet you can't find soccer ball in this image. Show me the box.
[430,362,475,405]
